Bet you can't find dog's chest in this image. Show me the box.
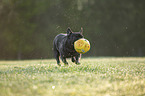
[62,49,79,58]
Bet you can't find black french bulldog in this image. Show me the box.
[53,27,84,66]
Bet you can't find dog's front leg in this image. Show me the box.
[75,54,81,65]
[60,55,68,65]
[71,57,76,63]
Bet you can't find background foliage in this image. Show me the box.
[0,0,145,59]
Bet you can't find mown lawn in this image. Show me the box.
[0,57,145,96]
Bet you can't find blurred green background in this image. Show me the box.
[0,0,145,60]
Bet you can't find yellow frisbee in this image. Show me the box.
[74,38,90,54]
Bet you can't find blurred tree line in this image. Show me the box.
[0,0,145,60]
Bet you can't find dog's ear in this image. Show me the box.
[80,27,83,34]
[67,27,72,35]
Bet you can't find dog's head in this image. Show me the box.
[66,27,84,47]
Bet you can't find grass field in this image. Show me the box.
[0,57,145,96]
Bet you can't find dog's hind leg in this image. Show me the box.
[54,51,61,66]
[53,46,61,66]
[55,51,61,66]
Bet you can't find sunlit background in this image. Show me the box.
[0,0,145,60]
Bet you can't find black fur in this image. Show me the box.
[53,27,84,66]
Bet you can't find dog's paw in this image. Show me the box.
[57,63,61,66]
[64,62,68,66]
[75,62,81,65]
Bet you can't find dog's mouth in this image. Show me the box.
[68,37,84,50]
[72,38,84,47]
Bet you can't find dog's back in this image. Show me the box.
[53,33,67,51]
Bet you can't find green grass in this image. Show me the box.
[0,57,145,96]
